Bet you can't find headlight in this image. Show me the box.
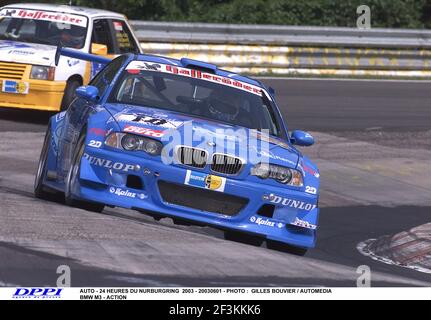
[105,132,162,156]
[251,163,303,186]
[30,65,55,80]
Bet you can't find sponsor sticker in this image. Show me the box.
[113,21,123,31]
[290,217,317,230]
[184,170,226,192]
[109,187,147,199]
[82,153,137,172]
[249,216,284,228]
[89,127,106,136]
[254,148,296,166]
[67,59,80,67]
[0,9,87,27]
[55,111,65,123]
[2,80,29,94]
[126,60,264,97]
[299,161,320,178]
[269,194,317,211]
[7,49,34,56]
[123,125,165,138]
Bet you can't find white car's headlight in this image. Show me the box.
[251,163,303,186]
[30,65,55,80]
[105,132,162,156]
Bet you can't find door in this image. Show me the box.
[108,19,140,54]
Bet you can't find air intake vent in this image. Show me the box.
[158,181,248,216]
[0,62,27,80]
[176,146,208,168]
[211,154,243,175]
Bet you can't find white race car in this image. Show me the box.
[0,3,142,111]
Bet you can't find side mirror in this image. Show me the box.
[290,130,314,146]
[75,85,99,102]
[91,43,108,55]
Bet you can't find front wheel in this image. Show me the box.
[266,240,308,256]
[34,127,56,200]
[65,133,105,213]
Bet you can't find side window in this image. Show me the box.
[110,19,139,54]
[260,101,280,137]
[90,56,127,96]
[92,19,115,54]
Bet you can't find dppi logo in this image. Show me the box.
[13,288,63,299]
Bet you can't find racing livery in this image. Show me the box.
[0,3,141,111]
[34,48,320,255]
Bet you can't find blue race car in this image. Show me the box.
[34,48,320,255]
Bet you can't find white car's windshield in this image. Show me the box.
[0,8,88,49]
[110,61,281,136]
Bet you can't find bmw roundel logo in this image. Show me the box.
[109,187,115,193]
[249,216,256,223]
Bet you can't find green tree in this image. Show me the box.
[0,0,428,29]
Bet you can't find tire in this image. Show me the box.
[266,240,308,256]
[61,79,80,111]
[65,133,105,213]
[224,231,264,247]
[34,127,54,200]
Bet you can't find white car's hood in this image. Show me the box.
[0,40,56,66]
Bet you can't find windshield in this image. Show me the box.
[110,61,281,136]
[0,8,88,49]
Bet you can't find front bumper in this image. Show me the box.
[0,78,66,111]
[78,147,319,248]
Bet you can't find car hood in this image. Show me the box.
[0,40,56,66]
[104,103,300,168]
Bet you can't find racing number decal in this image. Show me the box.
[88,140,102,148]
[137,117,168,126]
[305,186,317,195]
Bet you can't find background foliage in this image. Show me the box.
[1,0,431,28]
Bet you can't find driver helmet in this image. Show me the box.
[207,87,241,122]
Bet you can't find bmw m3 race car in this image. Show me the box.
[34,48,320,255]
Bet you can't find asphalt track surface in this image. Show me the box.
[0,78,430,287]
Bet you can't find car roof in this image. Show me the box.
[134,54,264,88]
[2,3,125,19]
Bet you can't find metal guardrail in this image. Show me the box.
[130,21,431,77]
